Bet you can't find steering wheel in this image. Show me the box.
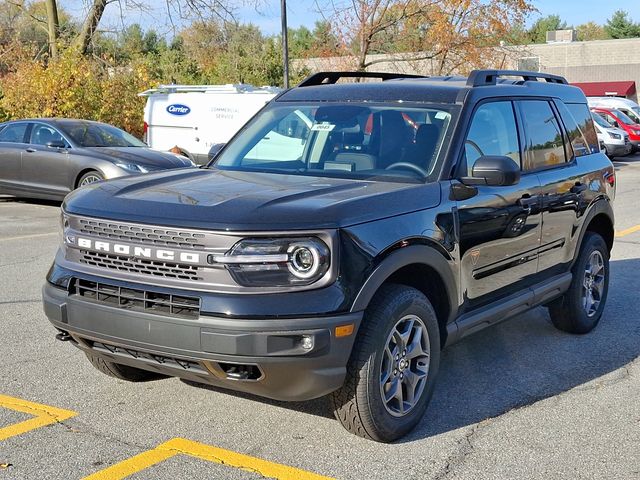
[465,140,485,158]
[385,162,428,177]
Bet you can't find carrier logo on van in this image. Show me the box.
[166,104,191,116]
[68,237,201,264]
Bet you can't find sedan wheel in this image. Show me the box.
[78,171,104,187]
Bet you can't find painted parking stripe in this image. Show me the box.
[0,232,58,242]
[83,437,334,480]
[615,224,640,237]
[0,394,77,442]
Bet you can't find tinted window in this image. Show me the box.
[30,124,66,146]
[58,121,146,147]
[558,102,597,157]
[464,101,520,175]
[0,123,27,143]
[519,101,566,170]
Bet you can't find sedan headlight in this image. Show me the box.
[115,162,149,173]
[608,131,622,139]
[216,237,331,287]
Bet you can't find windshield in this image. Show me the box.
[611,109,637,126]
[592,113,612,129]
[624,107,640,123]
[59,121,147,147]
[213,103,453,181]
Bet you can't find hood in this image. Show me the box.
[80,147,192,169]
[63,168,441,230]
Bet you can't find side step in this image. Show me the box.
[445,272,572,346]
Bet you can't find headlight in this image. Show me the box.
[217,237,331,287]
[115,162,148,173]
[608,132,622,139]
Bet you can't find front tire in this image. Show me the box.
[548,232,610,334]
[77,170,104,188]
[85,352,166,382]
[330,284,440,442]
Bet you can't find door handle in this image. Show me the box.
[25,148,36,153]
[518,195,538,213]
[570,182,587,194]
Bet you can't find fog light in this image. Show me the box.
[300,335,314,350]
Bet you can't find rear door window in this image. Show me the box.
[464,101,520,175]
[518,100,567,171]
[0,123,28,143]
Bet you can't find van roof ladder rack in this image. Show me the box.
[297,71,427,87]
[467,70,568,87]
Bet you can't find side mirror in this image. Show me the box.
[47,140,66,149]
[462,155,521,187]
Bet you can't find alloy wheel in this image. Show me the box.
[379,314,431,417]
[80,174,102,186]
[582,250,605,317]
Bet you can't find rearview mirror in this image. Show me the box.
[462,155,520,187]
[46,140,66,149]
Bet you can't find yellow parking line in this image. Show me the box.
[0,394,77,441]
[615,224,640,237]
[0,232,58,242]
[83,437,334,480]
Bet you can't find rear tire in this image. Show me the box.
[548,232,609,334]
[85,352,166,382]
[330,284,440,442]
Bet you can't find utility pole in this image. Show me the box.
[281,0,290,88]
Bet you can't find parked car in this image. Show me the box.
[139,84,281,165]
[44,70,615,442]
[0,118,195,201]
[591,107,640,151]
[591,112,632,158]
[587,96,640,124]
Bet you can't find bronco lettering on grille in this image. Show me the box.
[73,237,201,263]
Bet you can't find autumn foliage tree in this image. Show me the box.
[316,0,534,73]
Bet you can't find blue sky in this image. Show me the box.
[66,0,640,36]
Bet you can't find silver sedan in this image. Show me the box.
[0,118,195,200]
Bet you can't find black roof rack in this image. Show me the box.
[466,69,568,87]
[297,71,427,87]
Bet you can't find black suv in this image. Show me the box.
[43,70,615,442]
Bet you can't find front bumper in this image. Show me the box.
[605,142,633,157]
[43,282,362,401]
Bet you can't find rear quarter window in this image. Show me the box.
[563,103,599,155]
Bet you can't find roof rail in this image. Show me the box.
[466,70,568,87]
[297,71,427,87]
[138,84,281,96]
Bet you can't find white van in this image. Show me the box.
[591,111,632,158]
[139,84,281,164]
[587,96,640,124]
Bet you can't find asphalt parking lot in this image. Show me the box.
[1,157,639,480]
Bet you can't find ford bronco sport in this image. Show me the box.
[43,70,615,442]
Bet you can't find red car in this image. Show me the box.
[591,106,640,151]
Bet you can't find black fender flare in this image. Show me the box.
[350,245,458,322]
[571,198,614,265]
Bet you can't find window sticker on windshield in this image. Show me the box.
[311,123,336,132]
[435,111,449,120]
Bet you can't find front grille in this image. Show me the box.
[79,219,206,249]
[80,250,202,281]
[73,278,201,319]
[91,340,206,373]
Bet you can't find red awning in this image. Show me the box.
[571,81,636,97]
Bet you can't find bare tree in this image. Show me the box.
[315,0,442,71]
[44,0,59,58]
